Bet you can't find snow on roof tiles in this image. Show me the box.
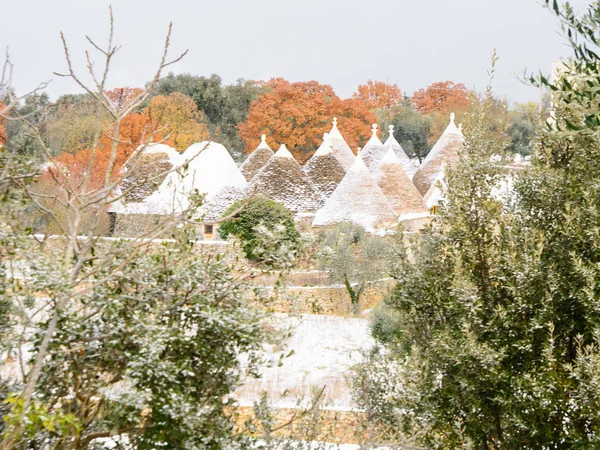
[274,143,295,159]
[327,117,356,172]
[359,124,388,172]
[108,143,182,214]
[412,113,464,196]
[303,133,346,203]
[313,154,398,234]
[195,185,248,222]
[383,125,418,180]
[121,141,247,215]
[374,148,429,218]
[240,134,274,181]
[250,145,322,214]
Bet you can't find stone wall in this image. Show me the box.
[253,278,395,315]
[113,213,172,238]
[236,406,370,445]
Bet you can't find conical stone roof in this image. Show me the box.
[303,133,346,203]
[196,185,248,223]
[240,134,274,181]
[141,141,247,214]
[250,144,322,215]
[327,117,356,172]
[109,143,182,214]
[313,154,398,234]
[374,148,429,220]
[412,113,464,196]
[359,124,388,172]
[383,125,418,180]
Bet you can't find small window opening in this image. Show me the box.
[204,224,214,239]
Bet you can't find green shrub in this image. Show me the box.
[218,196,300,267]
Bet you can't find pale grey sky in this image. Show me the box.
[1,0,592,104]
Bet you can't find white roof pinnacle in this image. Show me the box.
[275,144,294,159]
[365,123,383,147]
[329,116,343,140]
[326,116,356,171]
[314,133,333,156]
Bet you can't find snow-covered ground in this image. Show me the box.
[235,314,375,410]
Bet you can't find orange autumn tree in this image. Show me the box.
[238,78,375,162]
[330,98,377,150]
[145,92,209,150]
[352,80,403,109]
[49,114,151,190]
[48,91,208,190]
[107,86,143,110]
[411,81,470,114]
[411,81,472,145]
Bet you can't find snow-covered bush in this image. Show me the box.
[219,196,300,268]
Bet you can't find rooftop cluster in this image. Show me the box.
[110,114,465,235]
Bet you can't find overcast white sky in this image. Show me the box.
[0,0,592,104]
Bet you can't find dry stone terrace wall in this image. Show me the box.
[252,279,394,315]
[30,236,395,315]
[235,407,371,445]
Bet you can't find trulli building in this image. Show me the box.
[327,117,356,171]
[383,125,418,180]
[359,124,388,172]
[374,148,429,227]
[312,154,398,235]
[303,133,346,204]
[412,113,464,196]
[109,141,247,236]
[249,144,321,217]
[240,134,274,181]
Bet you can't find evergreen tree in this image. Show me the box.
[359,3,600,447]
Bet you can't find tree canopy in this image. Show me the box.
[238,79,375,163]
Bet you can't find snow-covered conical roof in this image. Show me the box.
[313,154,398,234]
[412,113,464,195]
[196,185,248,223]
[304,133,346,203]
[423,166,448,210]
[327,117,356,172]
[383,125,418,180]
[374,148,429,220]
[141,141,247,214]
[108,143,182,214]
[240,134,274,181]
[250,144,321,214]
[359,124,388,172]
[274,143,294,158]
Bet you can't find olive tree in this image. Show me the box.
[0,10,278,449]
[317,223,393,314]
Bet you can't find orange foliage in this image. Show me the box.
[330,98,377,150]
[411,81,470,114]
[352,80,403,109]
[145,92,209,150]
[0,101,7,146]
[47,90,209,191]
[50,126,139,191]
[106,87,143,110]
[238,79,375,163]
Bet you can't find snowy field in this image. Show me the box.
[235,313,375,410]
